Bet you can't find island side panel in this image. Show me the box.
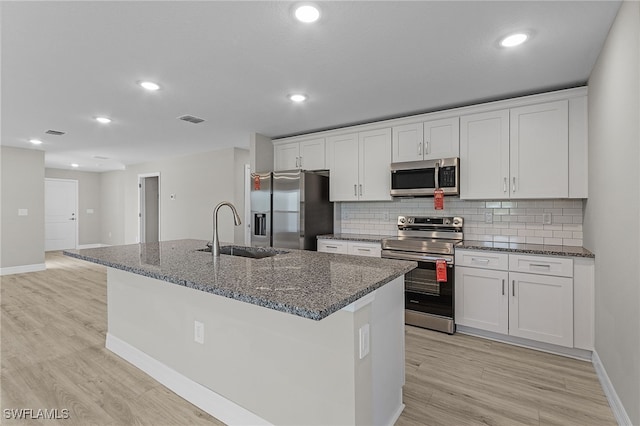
[106,267,404,426]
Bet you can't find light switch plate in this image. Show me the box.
[359,323,370,359]
[18,209,28,216]
[543,212,552,225]
[194,321,204,344]
[485,212,493,223]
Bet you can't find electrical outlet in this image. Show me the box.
[359,324,370,359]
[194,321,204,344]
[383,212,390,221]
[485,212,493,224]
[543,212,552,225]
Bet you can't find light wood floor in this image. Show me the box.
[1,252,615,425]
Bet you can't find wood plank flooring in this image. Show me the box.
[1,252,615,425]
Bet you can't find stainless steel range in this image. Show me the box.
[381,216,463,334]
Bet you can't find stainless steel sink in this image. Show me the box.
[198,245,287,259]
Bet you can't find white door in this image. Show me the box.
[509,100,569,198]
[139,174,160,243]
[423,117,459,159]
[358,128,392,201]
[45,179,77,251]
[299,138,325,170]
[460,109,510,199]
[391,123,424,163]
[455,266,509,334]
[326,133,359,201]
[274,142,300,171]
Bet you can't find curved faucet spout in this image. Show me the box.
[212,201,242,257]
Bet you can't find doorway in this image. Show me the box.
[139,173,160,243]
[45,178,78,251]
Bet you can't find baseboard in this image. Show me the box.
[77,243,109,249]
[105,333,272,426]
[592,350,633,426]
[0,263,46,276]
[387,403,405,426]
[456,326,593,361]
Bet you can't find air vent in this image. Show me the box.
[45,129,65,136]
[93,155,110,160]
[178,115,205,124]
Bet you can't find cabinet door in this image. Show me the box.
[424,117,459,159]
[274,143,299,171]
[455,266,509,334]
[392,123,423,163]
[317,239,349,254]
[510,100,569,198]
[299,138,326,170]
[358,128,392,201]
[460,110,510,199]
[508,272,573,347]
[326,133,359,201]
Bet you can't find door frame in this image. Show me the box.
[45,178,79,250]
[138,172,161,244]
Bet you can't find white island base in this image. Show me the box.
[105,268,405,426]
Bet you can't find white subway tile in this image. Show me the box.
[526,208,544,215]
[509,236,526,243]
[562,224,582,231]
[553,231,573,239]
[535,200,555,208]
[543,225,563,231]
[534,230,553,238]
[501,201,517,208]
[526,237,544,244]
[518,229,535,237]
[543,237,563,245]
[563,238,582,247]
[485,201,501,208]
[525,223,544,230]
[493,209,510,215]
[493,236,510,243]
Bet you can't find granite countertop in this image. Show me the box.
[317,233,385,243]
[457,241,595,258]
[64,239,416,321]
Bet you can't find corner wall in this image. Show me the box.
[584,2,640,424]
[0,147,45,272]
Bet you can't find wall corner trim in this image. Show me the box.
[592,350,633,425]
[0,263,46,276]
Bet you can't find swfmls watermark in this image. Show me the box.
[3,408,70,420]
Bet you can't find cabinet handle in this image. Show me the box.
[354,184,357,196]
[357,248,370,252]
[295,157,299,168]
[359,184,363,196]
[512,280,515,297]
[502,279,505,296]
[471,258,490,263]
[326,245,338,249]
[530,263,551,269]
[425,141,429,155]
[512,177,516,193]
[299,156,303,168]
[418,142,422,156]
[503,177,507,193]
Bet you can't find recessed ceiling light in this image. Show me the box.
[29,139,43,145]
[71,163,79,168]
[138,81,160,91]
[295,4,320,23]
[95,116,112,124]
[500,33,529,48]
[289,94,308,103]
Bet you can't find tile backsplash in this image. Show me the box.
[339,198,584,246]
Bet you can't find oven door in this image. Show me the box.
[382,250,454,318]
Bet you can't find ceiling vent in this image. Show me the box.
[45,129,65,135]
[178,115,205,124]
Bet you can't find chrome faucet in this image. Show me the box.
[212,201,242,256]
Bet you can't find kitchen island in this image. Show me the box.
[65,239,416,426]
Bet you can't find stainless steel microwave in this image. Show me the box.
[390,157,459,197]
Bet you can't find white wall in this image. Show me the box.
[101,147,249,246]
[45,168,102,246]
[0,147,45,271]
[584,2,640,424]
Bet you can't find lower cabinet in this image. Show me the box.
[317,239,381,258]
[455,250,575,348]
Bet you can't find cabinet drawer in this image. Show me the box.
[348,242,381,258]
[317,240,348,254]
[455,250,509,271]
[509,255,573,277]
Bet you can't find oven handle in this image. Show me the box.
[381,250,453,264]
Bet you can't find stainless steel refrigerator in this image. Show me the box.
[250,170,333,250]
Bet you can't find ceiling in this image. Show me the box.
[1,1,621,172]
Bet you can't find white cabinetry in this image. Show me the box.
[274,138,325,171]
[460,100,574,199]
[326,129,391,202]
[317,239,381,258]
[391,117,459,163]
[455,250,575,347]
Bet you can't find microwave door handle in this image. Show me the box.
[434,162,440,189]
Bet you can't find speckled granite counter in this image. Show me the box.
[317,233,385,243]
[64,239,416,320]
[457,241,594,258]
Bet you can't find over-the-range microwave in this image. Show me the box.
[390,157,459,197]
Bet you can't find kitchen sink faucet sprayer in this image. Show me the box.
[212,201,242,257]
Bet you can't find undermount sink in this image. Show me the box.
[198,245,287,259]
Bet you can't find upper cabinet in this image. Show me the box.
[392,117,459,163]
[460,99,583,199]
[274,138,325,171]
[326,129,392,202]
